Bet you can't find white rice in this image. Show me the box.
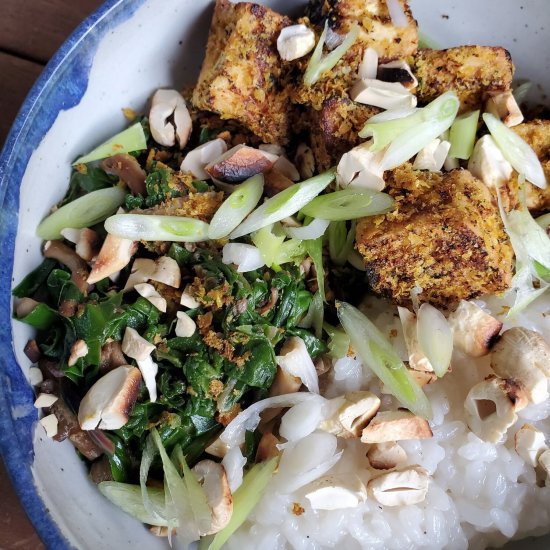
[227,293,550,550]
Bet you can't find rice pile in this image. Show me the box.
[227,295,550,550]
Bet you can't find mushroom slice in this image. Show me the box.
[68,339,89,367]
[398,307,433,373]
[377,60,418,90]
[447,300,502,357]
[87,234,138,284]
[358,47,378,80]
[39,414,59,438]
[264,169,294,197]
[412,139,451,172]
[134,283,167,313]
[44,240,89,293]
[337,142,385,191]
[274,156,300,182]
[181,138,228,180]
[259,144,285,157]
[78,366,141,430]
[367,441,407,471]
[123,258,157,291]
[15,298,40,319]
[101,154,147,195]
[320,391,381,438]
[485,91,524,127]
[294,143,315,180]
[515,424,548,467]
[277,24,316,61]
[34,393,59,409]
[368,466,429,507]
[464,375,524,443]
[305,474,367,510]
[192,460,233,535]
[206,145,274,183]
[350,79,417,110]
[149,89,192,149]
[175,311,196,338]
[490,328,550,404]
[269,366,302,397]
[361,410,432,444]
[60,227,101,262]
[255,432,281,462]
[150,256,181,288]
[468,134,513,192]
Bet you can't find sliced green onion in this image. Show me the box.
[448,110,479,160]
[208,174,264,239]
[337,301,432,418]
[328,221,356,266]
[301,188,394,221]
[304,23,359,86]
[275,239,307,266]
[380,92,460,171]
[536,213,550,231]
[199,457,279,550]
[323,322,350,359]
[72,123,147,165]
[251,224,285,267]
[230,169,335,239]
[37,187,125,240]
[284,218,330,240]
[483,113,546,189]
[305,237,325,302]
[139,433,164,523]
[359,110,423,148]
[105,214,209,242]
[308,291,324,338]
[513,81,532,104]
[99,482,167,526]
[416,303,453,377]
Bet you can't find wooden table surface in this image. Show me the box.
[0,2,104,548]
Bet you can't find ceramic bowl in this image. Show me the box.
[0,0,549,548]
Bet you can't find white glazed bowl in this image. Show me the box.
[0,1,549,548]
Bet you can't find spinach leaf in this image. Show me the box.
[286,327,328,359]
[17,303,60,330]
[47,269,84,305]
[12,258,57,298]
[63,167,117,205]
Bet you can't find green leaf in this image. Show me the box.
[449,110,479,160]
[12,258,57,298]
[305,238,325,302]
[16,303,59,330]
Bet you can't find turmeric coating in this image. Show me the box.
[356,166,514,307]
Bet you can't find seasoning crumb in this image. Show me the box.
[292,503,305,516]
[122,107,137,121]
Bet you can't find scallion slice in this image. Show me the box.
[305,237,325,302]
[72,123,147,165]
[416,303,453,377]
[337,301,432,418]
[284,217,330,240]
[301,188,394,221]
[328,221,356,266]
[229,169,335,238]
[359,110,423,149]
[251,224,285,267]
[513,81,532,104]
[105,213,209,242]
[208,174,264,239]
[483,113,546,189]
[37,187,126,240]
[448,110,479,160]
[304,23,359,86]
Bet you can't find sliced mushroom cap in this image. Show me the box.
[269,366,302,397]
[255,432,281,463]
[368,466,429,507]
[515,424,548,467]
[61,227,101,262]
[485,91,524,127]
[305,474,367,510]
[447,300,502,357]
[206,145,274,183]
[490,327,550,404]
[149,89,192,149]
[101,154,147,195]
[180,138,228,180]
[350,79,417,110]
[294,143,315,180]
[361,410,432,443]
[464,375,523,443]
[377,60,418,90]
[192,460,233,535]
[15,298,40,319]
[367,441,407,470]
[468,134,513,192]
[44,240,89,293]
[274,156,300,182]
[277,24,316,61]
[78,365,141,430]
[134,283,167,313]
[87,234,138,284]
[264,169,295,197]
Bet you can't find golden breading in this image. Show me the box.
[414,46,514,112]
[309,97,380,170]
[192,0,292,144]
[356,165,513,307]
[145,191,224,222]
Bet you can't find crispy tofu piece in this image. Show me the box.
[309,97,380,170]
[356,166,513,307]
[192,0,292,144]
[306,0,418,61]
[414,46,514,112]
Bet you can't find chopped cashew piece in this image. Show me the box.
[320,391,381,438]
[358,47,378,80]
[34,393,59,409]
[78,366,141,430]
[398,307,433,373]
[180,138,228,180]
[377,60,418,90]
[305,474,367,510]
[205,437,231,459]
[87,234,137,284]
[123,258,157,291]
[206,144,274,183]
[150,256,181,288]
[122,327,156,361]
[538,449,550,477]
[277,24,316,61]
[367,441,407,470]
[490,328,550,404]
[28,367,43,387]
[149,89,192,149]
[515,424,548,467]
[276,337,319,394]
[464,375,524,443]
[60,227,100,261]
[468,134,513,192]
[350,79,417,110]
[368,466,429,507]
[337,143,385,191]
[39,414,58,438]
[486,91,524,127]
[134,283,167,313]
[412,139,451,172]
[136,355,159,403]
[192,460,233,535]
[447,300,502,357]
[295,143,315,180]
[68,339,89,367]
[361,410,432,443]
[175,311,196,338]
[180,285,201,308]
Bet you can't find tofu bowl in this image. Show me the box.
[1,0,550,549]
